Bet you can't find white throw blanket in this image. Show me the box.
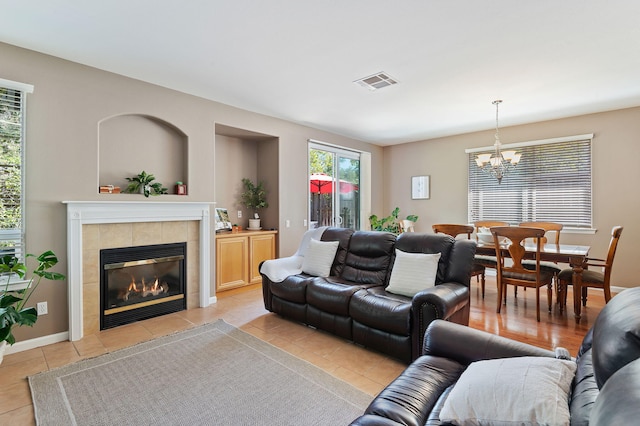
[259,226,328,282]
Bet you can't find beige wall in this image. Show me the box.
[1,41,383,342]
[383,107,640,288]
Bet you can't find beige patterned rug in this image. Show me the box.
[29,319,371,425]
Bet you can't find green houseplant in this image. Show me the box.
[369,207,419,235]
[240,178,269,229]
[0,250,65,359]
[124,171,168,197]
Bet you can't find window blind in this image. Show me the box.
[0,85,25,259]
[468,138,592,228]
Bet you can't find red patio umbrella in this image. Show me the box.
[310,173,335,194]
[310,173,358,194]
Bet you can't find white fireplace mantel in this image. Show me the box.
[63,201,214,341]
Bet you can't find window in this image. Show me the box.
[0,79,33,259]
[467,135,593,229]
[308,142,361,230]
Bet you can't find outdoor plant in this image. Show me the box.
[369,207,419,235]
[0,250,66,345]
[124,171,168,197]
[240,178,269,217]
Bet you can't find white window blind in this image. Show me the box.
[468,136,592,228]
[0,83,28,259]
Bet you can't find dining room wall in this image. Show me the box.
[382,106,640,288]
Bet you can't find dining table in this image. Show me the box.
[475,241,591,323]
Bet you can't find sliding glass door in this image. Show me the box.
[309,144,360,230]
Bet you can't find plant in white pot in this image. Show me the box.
[240,178,269,230]
[0,250,65,363]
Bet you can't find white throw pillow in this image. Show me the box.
[385,249,441,297]
[301,239,339,277]
[440,356,577,426]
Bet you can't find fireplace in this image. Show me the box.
[100,242,187,329]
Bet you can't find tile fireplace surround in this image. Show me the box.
[64,201,213,341]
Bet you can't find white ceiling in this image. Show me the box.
[2,1,640,146]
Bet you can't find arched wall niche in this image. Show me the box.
[98,114,188,194]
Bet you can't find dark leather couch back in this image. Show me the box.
[340,230,396,286]
[320,227,355,277]
[591,286,640,388]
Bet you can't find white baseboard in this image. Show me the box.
[5,331,69,355]
[209,295,217,305]
[611,285,626,294]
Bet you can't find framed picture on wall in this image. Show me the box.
[215,208,232,231]
[411,175,430,200]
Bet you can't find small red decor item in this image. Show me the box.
[175,182,187,195]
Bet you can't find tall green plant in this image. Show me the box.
[240,178,269,216]
[0,250,66,345]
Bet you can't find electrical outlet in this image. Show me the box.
[237,210,242,218]
[303,219,308,227]
[286,220,291,228]
[37,301,48,315]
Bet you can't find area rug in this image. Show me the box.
[29,319,371,425]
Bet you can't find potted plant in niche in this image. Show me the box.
[240,178,269,230]
[124,171,168,197]
[0,250,66,363]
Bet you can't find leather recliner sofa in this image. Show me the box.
[351,286,640,425]
[261,227,476,363]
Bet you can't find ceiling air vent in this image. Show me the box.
[354,72,399,91]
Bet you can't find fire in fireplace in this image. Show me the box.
[100,242,186,329]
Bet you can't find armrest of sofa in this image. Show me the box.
[260,256,304,311]
[422,320,556,365]
[411,282,469,324]
[410,282,469,360]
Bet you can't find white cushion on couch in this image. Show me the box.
[301,238,339,277]
[386,249,441,297]
[440,356,576,426]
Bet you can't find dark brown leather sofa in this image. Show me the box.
[261,227,476,363]
[351,286,640,425]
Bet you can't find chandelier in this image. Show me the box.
[475,100,521,184]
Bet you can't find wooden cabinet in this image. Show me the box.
[215,230,277,292]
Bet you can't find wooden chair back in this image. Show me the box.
[519,221,563,245]
[491,226,545,275]
[602,226,624,284]
[432,224,474,239]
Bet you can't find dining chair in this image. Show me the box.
[491,226,555,322]
[518,221,563,299]
[557,226,623,313]
[432,224,487,298]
